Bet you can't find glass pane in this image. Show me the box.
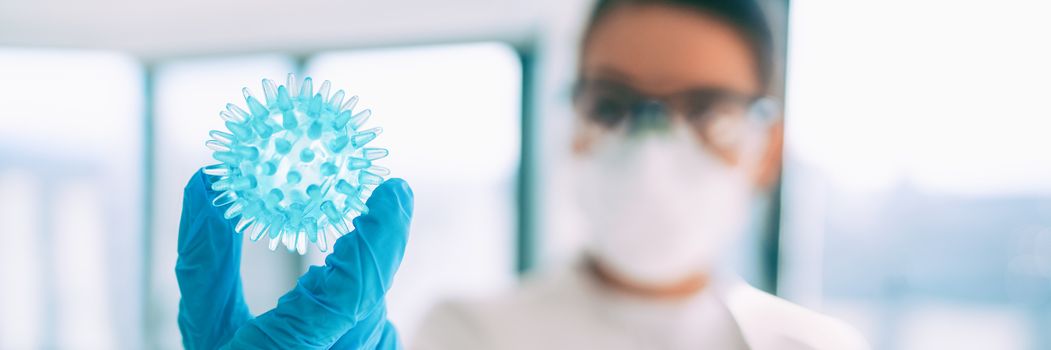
[151,55,298,348]
[0,48,143,349]
[54,181,116,349]
[0,169,43,349]
[306,42,522,343]
[780,2,1051,350]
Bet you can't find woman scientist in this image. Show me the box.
[175,0,867,349]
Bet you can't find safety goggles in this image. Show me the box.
[572,79,778,155]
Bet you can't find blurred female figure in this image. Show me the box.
[414,0,867,349]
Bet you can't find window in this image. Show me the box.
[780,2,1051,349]
[0,49,143,349]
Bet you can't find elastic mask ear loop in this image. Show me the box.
[628,100,671,137]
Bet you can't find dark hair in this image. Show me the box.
[581,0,774,92]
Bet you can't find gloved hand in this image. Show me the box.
[176,168,414,349]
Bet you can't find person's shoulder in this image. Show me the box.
[412,297,493,350]
[719,280,869,350]
[422,265,584,323]
[412,266,588,349]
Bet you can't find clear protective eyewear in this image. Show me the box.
[573,79,779,156]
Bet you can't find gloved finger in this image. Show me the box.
[331,177,415,303]
[176,168,253,349]
[224,178,414,349]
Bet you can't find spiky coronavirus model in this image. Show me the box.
[204,74,388,254]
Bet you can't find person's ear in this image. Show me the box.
[752,120,783,189]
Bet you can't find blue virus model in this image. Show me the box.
[204,74,388,254]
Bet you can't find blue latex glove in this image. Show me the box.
[176,168,414,349]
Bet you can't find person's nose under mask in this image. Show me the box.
[575,122,766,287]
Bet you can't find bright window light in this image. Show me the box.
[0,48,143,349]
[781,1,1051,350]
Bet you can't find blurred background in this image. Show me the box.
[0,0,1049,349]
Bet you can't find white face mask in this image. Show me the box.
[575,127,760,286]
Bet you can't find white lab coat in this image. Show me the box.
[412,262,868,350]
